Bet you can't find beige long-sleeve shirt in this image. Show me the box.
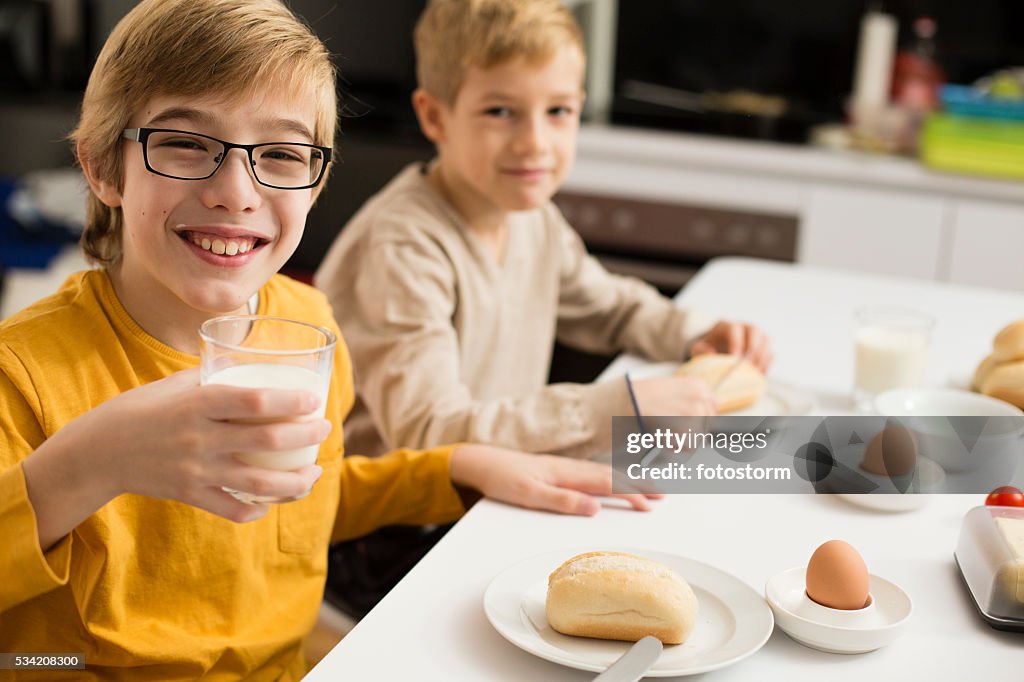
[315,163,710,458]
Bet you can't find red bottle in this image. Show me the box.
[891,16,945,111]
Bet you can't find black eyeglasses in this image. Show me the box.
[122,128,332,190]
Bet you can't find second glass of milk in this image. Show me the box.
[199,315,336,504]
[854,307,934,412]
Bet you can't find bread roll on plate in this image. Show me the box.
[675,353,765,412]
[546,551,698,644]
[981,361,1024,409]
[972,354,998,392]
[992,320,1024,363]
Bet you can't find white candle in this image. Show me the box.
[851,10,898,115]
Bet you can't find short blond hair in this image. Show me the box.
[414,0,584,105]
[71,0,337,266]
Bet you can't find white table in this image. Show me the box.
[308,258,1024,679]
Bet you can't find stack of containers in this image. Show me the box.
[920,83,1024,180]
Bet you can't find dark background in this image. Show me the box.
[2,0,1023,271]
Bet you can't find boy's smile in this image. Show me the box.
[84,88,321,351]
[175,224,272,266]
[417,44,585,233]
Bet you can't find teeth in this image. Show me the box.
[189,234,257,256]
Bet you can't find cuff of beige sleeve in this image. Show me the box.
[0,465,72,609]
[583,378,637,459]
[680,307,715,360]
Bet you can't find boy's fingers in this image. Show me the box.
[217,464,322,501]
[525,483,599,516]
[552,461,614,496]
[612,493,653,511]
[198,487,270,523]
[201,385,321,421]
[727,324,745,355]
[214,419,331,455]
[608,468,663,496]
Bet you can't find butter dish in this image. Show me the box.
[955,505,1024,631]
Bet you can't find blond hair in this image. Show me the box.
[414,0,584,105]
[71,0,337,266]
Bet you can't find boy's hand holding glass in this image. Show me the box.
[199,315,336,504]
[36,366,329,534]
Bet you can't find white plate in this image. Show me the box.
[483,548,774,677]
[628,363,815,416]
[835,492,935,512]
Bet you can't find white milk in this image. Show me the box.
[206,363,329,470]
[855,326,929,395]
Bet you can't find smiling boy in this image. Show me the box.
[316,0,773,461]
[0,1,656,679]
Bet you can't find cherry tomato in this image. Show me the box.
[985,486,1024,507]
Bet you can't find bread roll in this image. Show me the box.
[545,551,698,644]
[981,361,1024,409]
[972,354,998,392]
[993,320,1024,363]
[675,353,765,412]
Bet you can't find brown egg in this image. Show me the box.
[861,423,917,477]
[806,540,870,610]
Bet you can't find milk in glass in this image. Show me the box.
[855,326,929,398]
[206,363,329,470]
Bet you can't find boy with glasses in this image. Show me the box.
[0,1,656,678]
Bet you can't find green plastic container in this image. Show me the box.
[920,114,1024,181]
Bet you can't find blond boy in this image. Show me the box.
[316,0,772,460]
[0,1,656,678]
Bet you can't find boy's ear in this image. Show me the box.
[78,141,123,208]
[412,88,446,144]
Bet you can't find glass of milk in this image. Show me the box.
[199,315,336,504]
[854,307,934,412]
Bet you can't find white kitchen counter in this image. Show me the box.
[307,258,1024,680]
[573,125,1024,208]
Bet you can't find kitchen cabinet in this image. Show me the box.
[948,200,1024,290]
[798,186,947,279]
[570,125,1024,290]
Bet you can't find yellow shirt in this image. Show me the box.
[0,270,465,681]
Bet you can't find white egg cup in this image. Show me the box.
[825,444,945,511]
[765,567,912,654]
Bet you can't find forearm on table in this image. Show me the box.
[559,295,704,363]
[379,380,634,458]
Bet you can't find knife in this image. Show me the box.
[592,636,663,682]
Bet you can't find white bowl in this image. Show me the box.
[874,388,1024,476]
[765,567,912,654]
[874,388,1023,418]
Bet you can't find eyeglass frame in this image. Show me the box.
[122,127,333,190]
